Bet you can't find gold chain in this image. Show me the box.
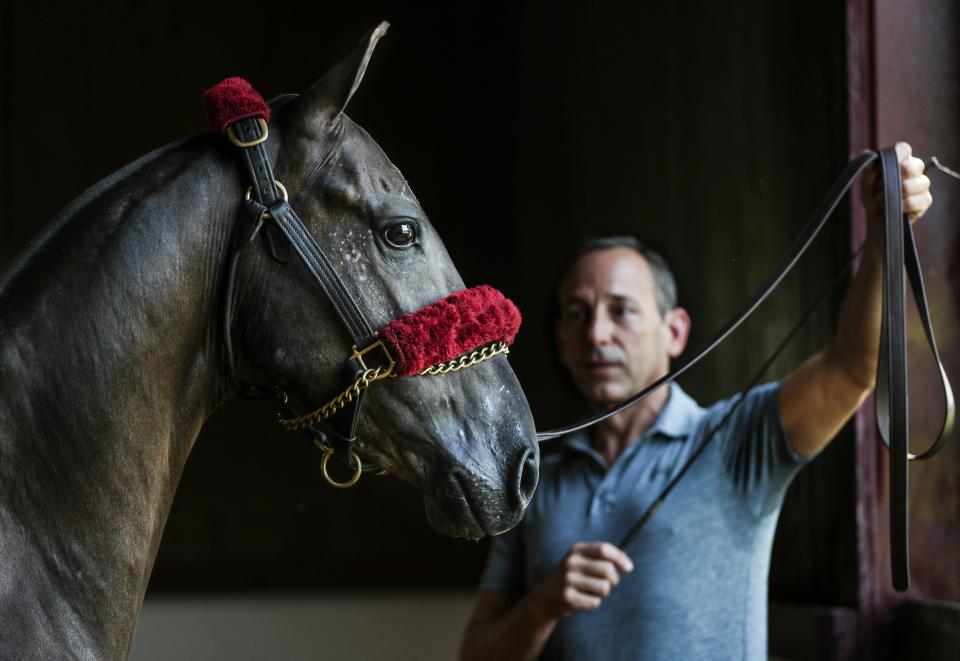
[278,341,510,431]
[278,364,394,431]
[417,341,510,376]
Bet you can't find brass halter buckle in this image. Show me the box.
[226,117,269,147]
[352,339,396,374]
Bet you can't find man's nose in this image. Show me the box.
[586,309,614,345]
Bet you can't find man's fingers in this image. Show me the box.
[863,145,931,222]
[562,587,602,611]
[567,573,614,598]
[571,541,634,572]
[904,191,933,220]
[903,173,931,196]
[569,556,621,585]
[902,154,925,177]
[551,542,634,615]
[895,141,913,162]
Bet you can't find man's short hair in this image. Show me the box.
[558,236,678,317]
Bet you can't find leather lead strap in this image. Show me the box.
[874,147,955,591]
[877,148,909,591]
[900,225,955,460]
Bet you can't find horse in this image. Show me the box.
[0,23,539,659]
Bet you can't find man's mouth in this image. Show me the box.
[582,361,623,375]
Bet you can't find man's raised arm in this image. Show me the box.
[779,142,933,457]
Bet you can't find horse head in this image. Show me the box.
[225,23,538,538]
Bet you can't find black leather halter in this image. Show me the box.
[221,115,383,470]
[538,148,954,592]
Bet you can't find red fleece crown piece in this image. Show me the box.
[202,77,271,134]
[380,285,522,377]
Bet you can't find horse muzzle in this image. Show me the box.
[422,432,539,539]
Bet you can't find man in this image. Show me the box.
[459,143,932,660]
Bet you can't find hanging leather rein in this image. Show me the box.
[204,78,520,489]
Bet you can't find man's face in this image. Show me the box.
[556,247,686,409]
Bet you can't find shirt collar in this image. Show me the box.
[648,383,702,439]
[563,383,703,457]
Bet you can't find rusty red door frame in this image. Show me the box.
[849,0,960,656]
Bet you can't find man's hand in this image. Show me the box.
[861,141,932,224]
[460,542,634,661]
[529,541,634,620]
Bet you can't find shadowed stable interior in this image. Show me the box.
[1,1,957,659]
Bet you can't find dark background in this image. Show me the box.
[1,2,858,605]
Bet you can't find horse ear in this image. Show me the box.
[294,21,388,134]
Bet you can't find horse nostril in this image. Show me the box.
[514,449,539,509]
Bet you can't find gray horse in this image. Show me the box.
[0,23,538,659]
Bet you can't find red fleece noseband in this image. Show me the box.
[380,285,521,377]
[202,77,271,133]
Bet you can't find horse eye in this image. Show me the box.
[383,220,418,248]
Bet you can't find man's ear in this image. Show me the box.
[664,307,691,359]
[287,21,388,138]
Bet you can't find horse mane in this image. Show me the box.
[0,134,217,299]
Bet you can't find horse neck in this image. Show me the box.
[0,139,237,657]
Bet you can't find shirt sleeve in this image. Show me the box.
[709,381,816,517]
[477,523,527,595]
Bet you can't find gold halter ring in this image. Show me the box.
[316,441,363,489]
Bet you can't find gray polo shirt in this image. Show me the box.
[479,383,812,660]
